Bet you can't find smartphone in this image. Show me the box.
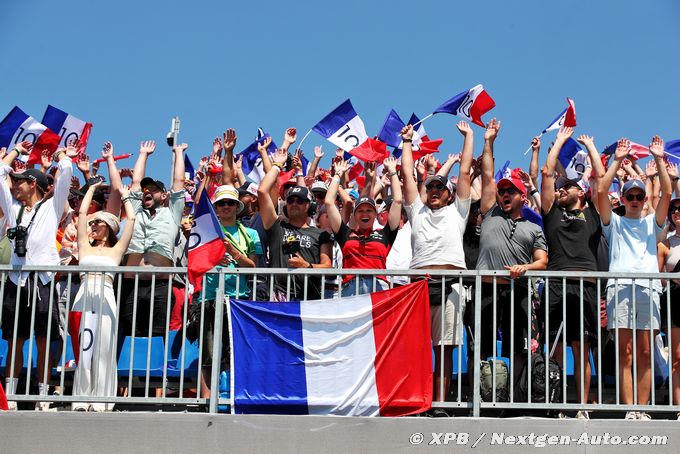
[87,175,105,186]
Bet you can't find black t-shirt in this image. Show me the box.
[267,218,333,300]
[462,225,480,271]
[542,202,601,271]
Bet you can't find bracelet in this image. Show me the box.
[272,164,282,173]
[308,263,313,269]
[402,139,412,143]
[387,170,397,177]
[530,189,539,196]
[333,176,341,184]
[128,218,136,221]
[672,177,679,182]
[121,196,132,203]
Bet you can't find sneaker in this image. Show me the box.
[35,401,54,412]
[71,403,89,412]
[431,408,450,418]
[575,411,590,420]
[624,411,638,420]
[637,412,651,421]
[676,412,680,421]
[7,401,17,411]
[557,412,569,419]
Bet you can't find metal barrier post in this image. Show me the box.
[208,270,225,414]
[472,274,482,417]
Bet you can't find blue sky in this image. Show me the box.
[1,0,679,184]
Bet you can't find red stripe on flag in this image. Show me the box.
[27,128,61,164]
[564,98,577,128]
[0,381,8,411]
[188,238,226,294]
[77,122,93,154]
[469,91,496,127]
[371,280,432,416]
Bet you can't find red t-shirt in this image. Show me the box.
[334,223,398,283]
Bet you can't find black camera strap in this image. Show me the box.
[15,199,45,231]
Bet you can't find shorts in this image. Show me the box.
[2,274,60,341]
[424,277,465,346]
[542,279,599,343]
[660,284,680,330]
[120,278,171,337]
[606,284,660,330]
[340,276,388,297]
[470,282,529,358]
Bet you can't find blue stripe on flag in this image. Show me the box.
[557,138,582,169]
[666,140,680,165]
[0,106,29,149]
[41,105,68,132]
[231,299,309,414]
[377,109,404,149]
[312,99,358,139]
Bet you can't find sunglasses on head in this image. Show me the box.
[426,183,445,191]
[498,187,519,196]
[624,193,645,202]
[287,197,308,205]
[214,199,239,207]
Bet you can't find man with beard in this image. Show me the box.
[400,121,475,411]
[258,148,332,301]
[475,119,548,391]
[121,140,186,337]
[540,126,604,418]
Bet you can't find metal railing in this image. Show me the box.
[0,265,678,417]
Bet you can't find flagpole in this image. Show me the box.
[410,113,434,128]
[523,132,544,156]
[665,150,680,161]
[295,129,313,152]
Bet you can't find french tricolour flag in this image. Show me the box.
[41,105,93,153]
[230,280,432,416]
[665,140,680,165]
[542,98,577,133]
[558,138,587,179]
[0,106,61,164]
[187,190,225,294]
[312,99,369,152]
[603,140,650,160]
[433,84,496,127]
[237,129,277,183]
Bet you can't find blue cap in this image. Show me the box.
[621,179,646,195]
[348,189,360,200]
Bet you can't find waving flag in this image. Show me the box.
[349,138,389,163]
[346,157,364,183]
[494,160,511,182]
[408,113,430,143]
[312,99,369,152]
[0,106,61,164]
[412,138,443,161]
[377,109,405,149]
[41,105,93,153]
[665,140,680,165]
[230,280,432,416]
[433,84,496,127]
[602,140,650,160]
[184,154,195,180]
[542,98,577,134]
[187,190,226,293]
[557,138,586,179]
[238,130,278,183]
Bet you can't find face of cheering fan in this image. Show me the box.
[354,204,376,231]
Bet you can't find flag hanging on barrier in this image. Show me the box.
[230,280,432,416]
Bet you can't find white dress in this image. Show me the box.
[72,255,118,410]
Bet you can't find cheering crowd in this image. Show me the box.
[1,119,679,421]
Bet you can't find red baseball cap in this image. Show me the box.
[497,177,527,196]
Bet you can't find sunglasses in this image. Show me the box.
[426,183,445,191]
[88,219,106,227]
[287,197,308,205]
[214,199,239,207]
[498,187,519,196]
[670,206,680,214]
[624,193,645,202]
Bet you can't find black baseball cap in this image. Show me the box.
[286,185,310,201]
[354,196,377,213]
[141,177,167,192]
[9,169,49,192]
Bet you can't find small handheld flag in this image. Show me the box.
[433,84,496,127]
[41,105,93,154]
[0,106,61,164]
[312,99,369,152]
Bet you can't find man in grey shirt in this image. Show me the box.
[475,119,548,389]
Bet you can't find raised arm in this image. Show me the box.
[307,146,324,180]
[257,145,286,230]
[480,118,501,213]
[130,140,156,191]
[101,142,123,216]
[529,136,541,189]
[361,161,376,198]
[2,140,32,167]
[221,131,236,185]
[325,160,348,233]
[76,182,101,253]
[437,154,460,178]
[281,128,297,153]
[171,143,187,192]
[455,120,474,201]
[399,124,419,206]
[541,126,573,213]
[598,139,630,226]
[650,136,672,227]
[383,156,403,230]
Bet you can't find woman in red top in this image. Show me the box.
[325,157,403,296]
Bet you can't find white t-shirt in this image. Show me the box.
[602,212,663,290]
[386,221,412,285]
[407,196,470,269]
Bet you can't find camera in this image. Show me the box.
[7,225,28,257]
[166,117,180,147]
[281,234,301,255]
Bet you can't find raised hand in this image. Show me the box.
[102,141,114,159]
[213,137,223,156]
[576,134,594,148]
[447,153,461,164]
[257,137,272,154]
[531,136,541,151]
[556,126,573,142]
[15,140,33,155]
[484,118,501,142]
[645,160,657,178]
[400,124,414,141]
[615,138,631,161]
[292,155,302,172]
[335,147,344,158]
[77,154,91,173]
[284,128,297,145]
[383,156,398,174]
[120,184,131,199]
[667,161,679,178]
[271,148,288,166]
[65,139,79,158]
[40,149,52,169]
[314,146,324,159]
[173,143,188,154]
[139,140,156,156]
[456,120,473,136]
[425,153,437,170]
[517,169,533,189]
[13,160,26,172]
[364,161,376,178]
[70,176,80,189]
[649,135,665,159]
[223,129,237,154]
[119,168,133,179]
[416,157,426,179]
[333,159,349,175]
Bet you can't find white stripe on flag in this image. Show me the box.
[12,117,47,163]
[300,294,380,416]
[327,115,369,152]
[58,114,87,148]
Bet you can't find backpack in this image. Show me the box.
[515,352,562,403]
[479,359,509,402]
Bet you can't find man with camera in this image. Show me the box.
[0,140,76,410]
[258,147,332,301]
[121,140,186,337]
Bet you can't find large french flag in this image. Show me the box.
[541,98,577,133]
[603,140,650,160]
[0,106,61,164]
[41,105,93,153]
[558,138,586,179]
[230,280,432,416]
[433,84,496,127]
[237,129,277,183]
[187,190,226,293]
[312,99,369,152]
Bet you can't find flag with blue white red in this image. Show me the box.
[0,106,61,164]
[312,99,369,152]
[558,138,586,179]
[541,98,577,134]
[237,129,278,183]
[230,280,432,416]
[41,105,93,153]
[433,84,496,127]
[187,189,226,293]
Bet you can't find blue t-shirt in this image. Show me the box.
[204,223,263,300]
